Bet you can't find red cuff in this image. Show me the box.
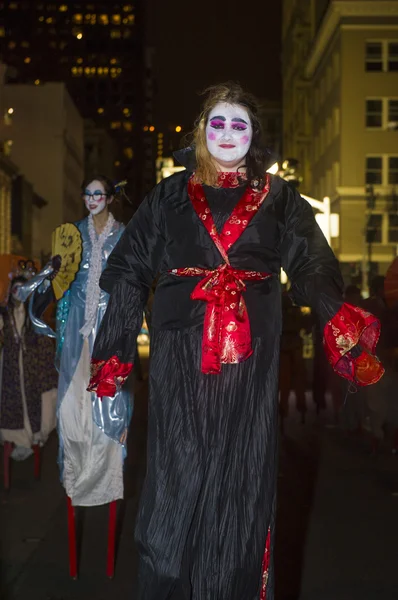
[323,303,384,386]
[87,355,133,399]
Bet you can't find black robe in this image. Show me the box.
[91,166,376,600]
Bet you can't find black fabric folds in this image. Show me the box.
[92,172,346,600]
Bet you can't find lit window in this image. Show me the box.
[59,4,68,11]
[123,108,130,116]
[73,14,83,24]
[99,14,109,25]
[71,66,78,75]
[97,107,104,114]
[110,58,118,64]
[112,14,121,24]
[85,13,96,24]
[8,41,16,49]
[366,99,382,128]
[124,147,134,160]
[111,122,121,129]
[0,28,6,38]
[103,67,109,75]
[84,67,91,75]
[46,17,54,24]
[77,57,83,64]
[110,30,121,38]
[97,67,103,75]
[123,122,132,132]
[117,68,122,74]
[38,16,45,22]
[90,67,96,74]
[114,161,121,167]
[123,14,134,25]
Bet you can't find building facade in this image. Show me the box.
[3,81,84,258]
[283,0,398,286]
[0,1,153,201]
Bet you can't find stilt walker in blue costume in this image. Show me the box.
[18,176,133,576]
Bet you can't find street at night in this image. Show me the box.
[1,363,398,599]
[1,1,398,599]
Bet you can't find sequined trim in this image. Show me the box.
[260,527,271,600]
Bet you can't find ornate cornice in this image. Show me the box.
[305,1,398,77]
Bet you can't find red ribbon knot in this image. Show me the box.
[170,264,271,374]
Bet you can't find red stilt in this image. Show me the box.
[3,442,12,491]
[32,444,41,480]
[106,501,117,578]
[67,496,78,579]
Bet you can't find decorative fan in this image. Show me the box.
[51,223,82,300]
[384,257,398,308]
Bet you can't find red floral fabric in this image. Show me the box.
[260,527,271,600]
[323,302,384,386]
[171,265,271,374]
[170,173,272,374]
[87,355,133,399]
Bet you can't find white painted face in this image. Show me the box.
[206,102,253,169]
[83,180,110,215]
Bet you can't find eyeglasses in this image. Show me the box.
[83,191,108,199]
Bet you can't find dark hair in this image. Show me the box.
[81,174,115,197]
[190,82,266,187]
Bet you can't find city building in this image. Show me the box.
[3,81,84,258]
[282,0,398,286]
[259,99,283,161]
[84,119,118,182]
[0,1,153,202]
[0,61,17,255]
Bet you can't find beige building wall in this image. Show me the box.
[2,83,84,258]
[298,0,398,284]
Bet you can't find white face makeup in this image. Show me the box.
[83,180,109,215]
[206,102,253,170]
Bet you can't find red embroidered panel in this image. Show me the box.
[323,303,384,386]
[260,527,271,600]
[170,265,271,374]
[88,356,133,399]
[174,174,272,374]
[187,173,271,260]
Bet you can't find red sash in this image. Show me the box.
[170,173,272,374]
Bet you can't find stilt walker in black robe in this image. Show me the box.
[88,83,384,600]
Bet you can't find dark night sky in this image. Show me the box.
[146,0,282,133]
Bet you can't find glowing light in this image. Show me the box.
[24,57,31,64]
[97,107,104,114]
[76,32,83,39]
[280,269,288,284]
[266,162,279,175]
[59,5,68,11]
[114,160,121,167]
[175,126,182,133]
[149,126,155,132]
[7,108,14,115]
[34,79,41,85]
